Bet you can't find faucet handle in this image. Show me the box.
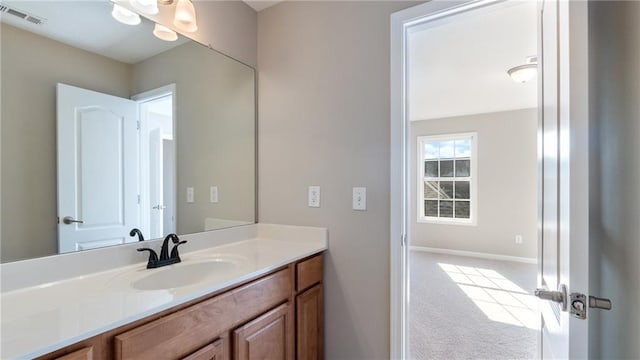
[170,240,188,261]
[170,233,181,244]
[137,248,159,269]
[130,228,145,242]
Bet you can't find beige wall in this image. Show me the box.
[588,1,640,358]
[0,24,132,262]
[132,42,256,235]
[257,1,420,358]
[410,109,538,259]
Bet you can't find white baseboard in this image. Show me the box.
[410,246,538,264]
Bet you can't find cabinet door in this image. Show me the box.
[233,303,294,360]
[182,335,228,360]
[296,284,323,360]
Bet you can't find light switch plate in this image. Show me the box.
[353,187,366,210]
[308,186,320,208]
[210,186,219,203]
[186,187,194,203]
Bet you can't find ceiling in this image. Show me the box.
[0,1,189,64]
[0,0,282,64]
[408,1,538,121]
[243,0,283,12]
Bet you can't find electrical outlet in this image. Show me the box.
[353,187,366,210]
[308,186,320,208]
[210,186,219,203]
[186,187,194,203]
[515,235,523,244]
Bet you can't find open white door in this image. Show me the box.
[57,83,139,252]
[537,0,586,356]
[537,1,610,358]
[148,128,164,239]
[162,139,175,234]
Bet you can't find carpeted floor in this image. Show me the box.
[409,251,538,360]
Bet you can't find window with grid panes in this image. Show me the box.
[418,133,476,224]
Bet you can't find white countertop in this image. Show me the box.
[0,224,328,359]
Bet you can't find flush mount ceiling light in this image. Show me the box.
[508,55,538,83]
[173,0,198,33]
[111,3,141,26]
[129,0,159,15]
[153,23,178,41]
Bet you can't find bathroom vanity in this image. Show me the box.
[0,3,326,359]
[0,224,327,359]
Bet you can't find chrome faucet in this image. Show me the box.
[137,233,187,269]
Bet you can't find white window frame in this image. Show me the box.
[417,132,477,226]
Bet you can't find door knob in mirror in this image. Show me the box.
[62,216,84,225]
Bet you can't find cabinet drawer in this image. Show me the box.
[114,268,291,360]
[296,254,323,292]
[54,347,93,360]
[182,334,228,360]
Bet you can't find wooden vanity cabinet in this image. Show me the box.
[295,255,324,360]
[113,268,291,359]
[233,303,294,360]
[38,253,323,360]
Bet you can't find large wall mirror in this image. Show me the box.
[0,1,256,263]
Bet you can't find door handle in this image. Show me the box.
[536,284,612,319]
[62,216,84,225]
[534,284,567,311]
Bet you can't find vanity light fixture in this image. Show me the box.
[111,3,141,26]
[507,55,538,83]
[173,0,198,33]
[153,23,178,41]
[129,0,159,15]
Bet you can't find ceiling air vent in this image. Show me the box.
[0,4,46,25]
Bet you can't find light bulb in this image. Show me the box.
[129,0,159,15]
[173,0,198,33]
[153,24,178,41]
[112,4,141,26]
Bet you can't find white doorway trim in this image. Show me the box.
[132,84,177,239]
[390,1,505,358]
[391,1,592,359]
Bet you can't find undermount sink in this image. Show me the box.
[130,258,240,291]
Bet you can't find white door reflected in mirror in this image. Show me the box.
[56,83,177,252]
[57,83,139,253]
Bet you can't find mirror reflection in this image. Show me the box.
[1,1,256,263]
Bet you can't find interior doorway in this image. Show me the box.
[391,1,540,358]
[133,84,176,240]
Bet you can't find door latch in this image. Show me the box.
[569,293,613,319]
[535,285,612,320]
